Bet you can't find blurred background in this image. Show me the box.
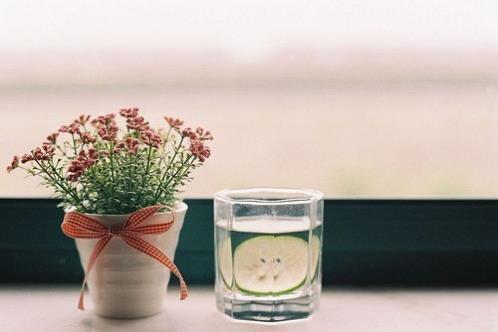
[1,0,498,198]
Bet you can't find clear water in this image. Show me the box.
[215,217,322,322]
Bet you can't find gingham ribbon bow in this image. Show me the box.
[61,205,188,310]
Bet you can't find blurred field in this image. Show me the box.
[2,82,498,198]
[2,0,498,198]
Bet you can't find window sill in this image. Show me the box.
[0,285,496,331]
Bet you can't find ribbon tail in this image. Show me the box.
[78,235,112,310]
[121,235,188,300]
[78,284,86,310]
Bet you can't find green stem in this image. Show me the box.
[153,137,184,200]
[125,153,132,196]
[137,145,153,202]
[163,128,172,148]
[33,160,80,204]
[71,134,78,157]
[154,154,195,202]
[55,144,67,157]
[108,141,116,201]
[171,155,196,186]
[46,160,79,199]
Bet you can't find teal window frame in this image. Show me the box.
[1,198,497,285]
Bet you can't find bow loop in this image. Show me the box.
[124,205,166,230]
[128,221,175,234]
[61,212,108,238]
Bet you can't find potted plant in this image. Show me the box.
[6,108,213,318]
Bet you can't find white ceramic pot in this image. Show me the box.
[74,202,188,318]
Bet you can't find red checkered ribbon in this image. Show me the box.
[61,205,188,310]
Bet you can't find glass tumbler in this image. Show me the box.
[214,187,324,322]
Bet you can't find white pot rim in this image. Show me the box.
[67,201,188,217]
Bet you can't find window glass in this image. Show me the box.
[1,0,498,198]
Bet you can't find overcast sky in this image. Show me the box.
[1,0,498,60]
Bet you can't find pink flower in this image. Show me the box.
[88,148,99,160]
[78,132,96,144]
[33,145,55,161]
[99,126,118,141]
[33,147,44,160]
[6,156,19,173]
[115,137,140,155]
[189,140,211,162]
[67,149,98,182]
[75,115,91,125]
[118,108,152,133]
[42,144,56,155]
[125,137,140,155]
[164,116,184,130]
[18,144,56,165]
[92,113,118,141]
[91,113,116,126]
[45,133,59,145]
[21,154,34,164]
[181,127,198,140]
[140,129,162,148]
[59,122,81,135]
[126,116,149,131]
[195,127,213,141]
[119,108,140,118]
